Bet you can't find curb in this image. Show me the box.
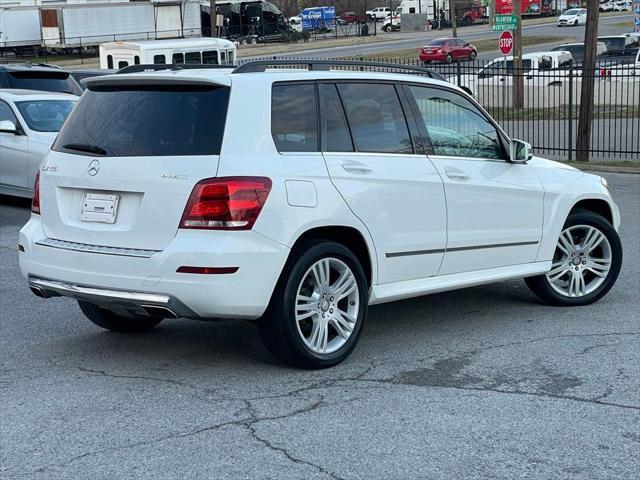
[563,163,640,175]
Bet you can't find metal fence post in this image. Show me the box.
[567,64,574,162]
[456,61,462,88]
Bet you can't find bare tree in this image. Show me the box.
[576,1,600,162]
[450,0,457,37]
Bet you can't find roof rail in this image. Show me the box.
[232,59,445,81]
[116,64,234,74]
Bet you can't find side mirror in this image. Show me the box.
[510,139,532,163]
[0,119,19,134]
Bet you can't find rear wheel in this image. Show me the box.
[525,211,622,306]
[78,301,163,333]
[259,241,368,369]
[469,50,477,61]
[446,53,453,64]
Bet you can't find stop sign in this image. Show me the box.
[498,30,514,56]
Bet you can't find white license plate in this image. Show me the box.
[80,193,120,224]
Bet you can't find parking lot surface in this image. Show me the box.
[1,172,638,480]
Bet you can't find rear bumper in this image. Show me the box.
[419,52,447,62]
[28,276,196,319]
[19,216,290,319]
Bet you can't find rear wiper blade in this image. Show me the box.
[62,143,107,156]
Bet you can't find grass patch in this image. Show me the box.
[348,36,572,61]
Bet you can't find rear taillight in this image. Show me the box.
[31,171,40,214]
[179,177,272,230]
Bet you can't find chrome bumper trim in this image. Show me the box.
[28,276,196,318]
[35,238,160,258]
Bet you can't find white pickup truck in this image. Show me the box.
[455,51,574,96]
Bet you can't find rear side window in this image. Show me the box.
[203,50,218,64]
[185,52,201,64]
[172,53,184,64]
[153,54,166,64]
[53,85,230,157]
[7,71,82,96]
[337,83,413,154]
[271,83,318,152]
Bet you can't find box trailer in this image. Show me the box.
[40,1,202,50]
[300,6,336,32]
[0,7,42,53]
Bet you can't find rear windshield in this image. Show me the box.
[8,71,82,96]
[428,39,448,46]
[53,85,230,157]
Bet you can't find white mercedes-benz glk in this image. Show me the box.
[19,61,622,368]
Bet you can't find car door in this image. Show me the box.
[0,100,29,191]
[404,84,544,275]
[320,82,447,285]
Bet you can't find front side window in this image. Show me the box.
[408,86,505,160]
[53,85,230,157]
[118,61,128,69]
[107,55,113,69]
[203,50,218,64]
[0,101,19,125]
[153,54,166,64]
[15,99,76,132]
[172,53,184,64]
[337,83,412,154]
[271,83,318,152]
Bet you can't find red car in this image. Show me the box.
[419,38,477,64]
[340,11,357,24]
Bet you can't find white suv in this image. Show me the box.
[19,61,622,368]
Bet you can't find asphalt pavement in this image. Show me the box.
[1,171,638,479]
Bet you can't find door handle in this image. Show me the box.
[341,161,372,175]
[444,167,469,181]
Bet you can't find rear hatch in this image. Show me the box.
[7,68,82,96]
[40,73,230,251]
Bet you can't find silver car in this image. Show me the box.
[0,90,77,198]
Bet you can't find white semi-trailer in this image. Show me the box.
[40,0,202,49]
[0,7,42,53]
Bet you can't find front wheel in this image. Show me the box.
[259,241,368,369]
[446,53,453,64]
[468,50,477,61]
[525,210,622,306]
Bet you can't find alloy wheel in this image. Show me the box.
[295,257,360,354]
[546,225,612,297]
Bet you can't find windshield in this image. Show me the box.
[564,9,579,14]
[8,71,82,96]
[53,85,230,157]
[15,99,76,132]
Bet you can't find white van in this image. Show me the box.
[99,38,237,70]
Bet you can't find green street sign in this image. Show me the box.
[492,23,517,31]
[492,14,518,31]
[495,15,518,24]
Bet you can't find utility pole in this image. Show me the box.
[210,0,217,38]
[512,0,524,109]
[576,1,600,162]
[449,0,457,37]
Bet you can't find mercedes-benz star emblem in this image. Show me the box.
[87,159,100,176]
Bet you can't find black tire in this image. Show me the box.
[258,241,368,369]
[469,50,477,61]
[525,210,622,306]
[78,301,163,333]
[446,53,453,64]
